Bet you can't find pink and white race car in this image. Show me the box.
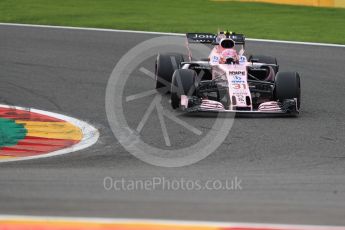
[155,31,301,115]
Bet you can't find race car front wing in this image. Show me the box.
[181,97,299,115]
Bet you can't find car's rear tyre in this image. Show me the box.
[275,72,301,109]
[171,69,197,109]
[155,53,184,91]
[249,55,279,74]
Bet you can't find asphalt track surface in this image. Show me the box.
[0,24,345,226]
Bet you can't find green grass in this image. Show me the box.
[1,0,345,44]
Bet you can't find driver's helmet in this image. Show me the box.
[219,38,238,64]
[219,38,235,50]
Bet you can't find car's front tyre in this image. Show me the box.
[155,53,184,91]
[274,72,301,110]
[171,69,197,109]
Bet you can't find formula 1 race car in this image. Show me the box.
[155,31,301,115]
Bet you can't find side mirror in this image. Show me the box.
[250,58,259,65]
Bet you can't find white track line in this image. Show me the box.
[0,22,344,48]
[0,104,99,163]
[0,215,343,229]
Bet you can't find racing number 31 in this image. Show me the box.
[232,83,247,90]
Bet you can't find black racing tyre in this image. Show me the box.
[171,69,197,109]
[155,53,184,90]
[249,55,279,74]
[275,72,301,109]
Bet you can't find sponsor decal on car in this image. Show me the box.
[231,75,245,84]
[192,34,217,39]
[212,55,219,63]
[229,70,245,75]
[239,55,247,65]
[237,95,245,102]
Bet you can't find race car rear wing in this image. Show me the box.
[186,33,216,43]
[186,33,245,45]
